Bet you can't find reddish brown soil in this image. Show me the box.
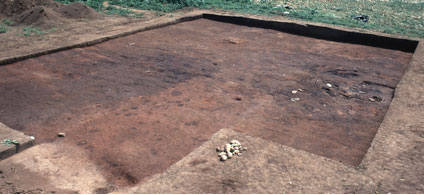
[0,19,413,185]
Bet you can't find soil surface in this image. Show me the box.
[0,18,413,186]
[0,0,159,61]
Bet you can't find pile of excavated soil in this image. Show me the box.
[0,0,59,17]
[1,0,101,28]
[56,2,100,19]
[13,6,66,28]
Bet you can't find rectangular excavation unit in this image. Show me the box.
[0,16,417,185]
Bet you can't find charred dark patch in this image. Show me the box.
[326,69,359,78]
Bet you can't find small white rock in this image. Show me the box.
[326,83,332,88]
[283,11,290,15]
[230,140,241,145]
[234,146,239,150]
[29,136,35,140]
[227,152,233,158]
[298,89,303,92]
[218,152,227,157]
[237,153,241,156]
[291,90,298,94]
[216,147,222,152]
[234,150,240,154]
[243,147,247,151]
[291,98,300,102]
[225,144,232,153]
[220,155,228,161]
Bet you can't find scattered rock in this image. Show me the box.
[57,133,66,137]
[372,96,382,102]
[225,38,242,44]
[291,90,298,94]
[291,97,300,102]
[326,83,332,88]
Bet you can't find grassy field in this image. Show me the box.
[55,0,424,38]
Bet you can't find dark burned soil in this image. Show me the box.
[0,19,413,186]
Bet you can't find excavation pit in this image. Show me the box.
[0,17,417,185]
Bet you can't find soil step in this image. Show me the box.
[0,123,34,160]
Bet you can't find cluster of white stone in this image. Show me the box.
[216,140,247,161]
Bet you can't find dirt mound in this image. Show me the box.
[0,0,59,17]
[10,2,101,28]
[56,2,100,19]
[13,6,66,28]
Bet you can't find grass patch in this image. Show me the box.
[55,0,137,16]
[55,0,105,11]
[22,27,45,36]
[0,24,7,34]
[3,19,14,26]
[105,6,134,16]
[0,19,14,34]
[53,0,424,38]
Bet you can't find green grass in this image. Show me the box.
[0,24,7,34]
[55,0,105,11]
[3,19,14,26]
[0,19,15,34]
[105,6,134,16]
[55,0,137,16]
[53,0,424,38]
[22,27,44,36]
